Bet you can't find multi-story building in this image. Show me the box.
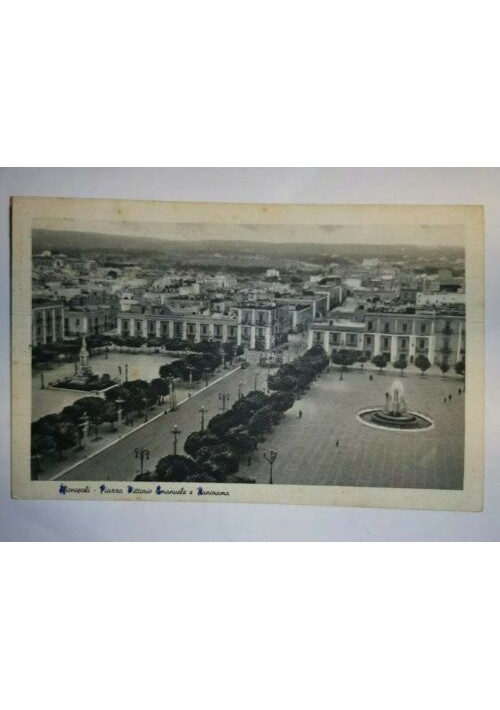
[116,300,291,350]
[118,309,239,345]
[308,308,466,366]
[64,304,117,337]
[235,302,290,350]
[32,301,65,346]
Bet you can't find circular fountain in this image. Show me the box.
[357,380,434,432]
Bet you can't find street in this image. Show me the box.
[59,355,269,481]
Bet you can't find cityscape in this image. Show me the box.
[30,224,466,490]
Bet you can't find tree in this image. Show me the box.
[184,431,221,458]
[159,363,174,380]
[236,344,245,356]
[331,350,357,378]
[222,341,236,364]
[455,359,465,377]
[372,354,388,374]
[392,357,408,376]
[155,455,198,481]
[150,377,169,404]
[357,353,368,371]
[439,361,450,377]
[225,426,257,458]
[248,407,273,441]
[268,391,295,415]
[103,402,118,431]
[415,354,431,377]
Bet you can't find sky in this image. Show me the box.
[34,219,465,249]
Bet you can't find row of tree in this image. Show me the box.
[331,349,466,378]
[266,345,330,395]
[135,389,296,484]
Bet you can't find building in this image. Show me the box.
[235,302,291,350]
[64,304,117,336]
[118,309,240,345]
[116,300,291,350]
[32,302,65,346]
[308,308,465,366]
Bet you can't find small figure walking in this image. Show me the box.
[458,388,462,396]
[336,439,340,448]
[448,394,452,402]
[443,397,447,404]
[369,374,373,381]
[298,410,303,419]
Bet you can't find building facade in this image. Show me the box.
[32,302,65,346]
[308,310,466,366]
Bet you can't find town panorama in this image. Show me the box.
[31,228,466,490]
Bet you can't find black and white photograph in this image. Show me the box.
[11,198,484,509]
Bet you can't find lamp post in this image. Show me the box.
[218,392,230,412]
[171,424,181,455]
[254,373,259,391]
[238,381,243,400]
[187,365,195,389]
[204,368,210,388]
[142,397,149,422]
[40,371,45,390]
[134,446,150,476]
[263,449,278,484]
[125,363,129,382]
[168,376,177,411]
[78,412,90,450]
[116,397,125,427]
[199,406,207,432]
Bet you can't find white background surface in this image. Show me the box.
[2,5,499,710]
[1,167,499,541]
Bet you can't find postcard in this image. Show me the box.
[11,197,484,509]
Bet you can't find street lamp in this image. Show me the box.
[77,412,90,450]
[187,364,195,389]
[238,381,243,400]
[125,363,129,382]
[168,376,177,411]
[171,424,181,455]
[199,406,207,432]
[254,373,259,391]
[218,392,230,412]
[263,449,278,484]
[134,446,150,475]
[116,397,126,427]
[142,397,149,422]
[40,372,45,390]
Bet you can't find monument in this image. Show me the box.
[51,336,119,393]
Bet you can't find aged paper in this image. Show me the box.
[11,198,484,510]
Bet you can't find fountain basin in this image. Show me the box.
[357,407,434,432]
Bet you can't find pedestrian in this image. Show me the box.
[458,388,462,396]
[298,410,303,419]
[369,374,373,381]
[188,392,191,399]
[336,439,340,448]
[448,394,452,402]
[443,397,447,404]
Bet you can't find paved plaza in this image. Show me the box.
[32,351,184,421]
[247,368,465,490]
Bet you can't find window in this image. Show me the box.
[400,338,407,350]
[419,339,426,349]
[402,323,408,333]
[365,335,372,345]
[420,324,426,334]
[367,321,373,331]
[383,337,390,348]
[384,323,390,333]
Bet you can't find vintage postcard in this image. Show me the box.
[11,198,484,510]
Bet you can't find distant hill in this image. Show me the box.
[32,229,464,264]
